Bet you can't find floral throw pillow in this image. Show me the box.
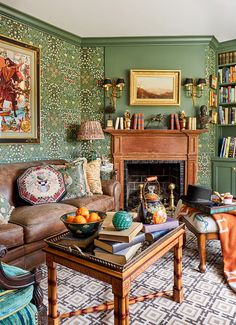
[85,159,103,194]
[52,158,91,200]
[0,195,14,224]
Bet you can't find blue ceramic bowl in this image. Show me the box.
[60,211,106,238]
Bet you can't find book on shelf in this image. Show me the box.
[170,113,174,130]
[115,117,120,129]
[120,117,124,130]
[145,229,170,242]
[132,113,138,129]
[94,232,145,253]
[58,231,98,249]
[98,222,143,243]
[174,113,180,130]
[94,242,142,265]
[142,217,179,233]
[137,113,144,130]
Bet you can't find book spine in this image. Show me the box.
[142,220,179,233]
[133,113,138,129]
[120,117,124,129]
[137,113,141,129]
[170,114,174,130]
[115,117,120,130]
[174,114,180,130]
[139,113,144,130]
[108,233,145,253]
[191,117,197,130]
[145,229,170,242]
[228,137,235,158]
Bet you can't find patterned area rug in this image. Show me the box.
[41,230,236,324]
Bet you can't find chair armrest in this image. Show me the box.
[101,179,121,211]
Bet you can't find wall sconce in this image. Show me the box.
[102,78,125,109]
[184,78,206,105]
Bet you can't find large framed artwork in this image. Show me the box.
[130,69,181,106]
[0,35,40,143]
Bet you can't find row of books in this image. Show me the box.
[114,113,145,130]
[169,114,197,130]
[218,106,236,125]
[219,136,236,158]
[218,52,236,65]
[93,215,179,264]
[218,66,236,84]
[219,86,236,104]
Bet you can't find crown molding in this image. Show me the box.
[81,36,217,47]
[0,3,82,46]
[218,39,236,52]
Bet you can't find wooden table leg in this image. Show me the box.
[112,279,130,325]
[47,256,60,325]
[173,234,183,303]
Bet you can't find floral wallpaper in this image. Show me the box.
[0,15,107,163]
[197,45,217,187]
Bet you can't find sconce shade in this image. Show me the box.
[116,78,125,86]
[197,78,206,87]
[184,78,193,86]
[103,78,112,87]
[77,121,105,140]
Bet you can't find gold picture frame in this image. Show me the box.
[0,35,40,143]
[130,69,181,106]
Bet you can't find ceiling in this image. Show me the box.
[1,0,236,42]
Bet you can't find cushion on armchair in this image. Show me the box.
[0,264,36,324]
[85,159,103,194]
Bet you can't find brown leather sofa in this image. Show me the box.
[0,159,121,270]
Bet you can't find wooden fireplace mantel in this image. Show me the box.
[105,129,207,208]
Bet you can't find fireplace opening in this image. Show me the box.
[124,160,184,211]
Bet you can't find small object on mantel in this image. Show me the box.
[199,105,212,129]
[145,114,168,129]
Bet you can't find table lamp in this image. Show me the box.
[77,121,104,160]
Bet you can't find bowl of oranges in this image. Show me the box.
[60,207,106,238]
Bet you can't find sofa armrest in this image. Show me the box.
[101,179,121,211]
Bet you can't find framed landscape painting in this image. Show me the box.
[130,69,181,106]
[0,35,40,143]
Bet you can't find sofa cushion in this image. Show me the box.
[0,223,24,249]
[17,165,66,205]
[0,195,14,224]
[52,158,91,200]
[10,203,77,243]
[85,159,103,194]
[63,194,114,212]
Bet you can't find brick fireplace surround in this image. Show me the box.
[105,129,207,208]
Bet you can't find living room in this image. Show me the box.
[0,1,236,324]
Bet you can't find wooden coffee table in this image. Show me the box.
[44,224,185,325]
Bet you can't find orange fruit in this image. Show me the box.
[74,215,87,224]
[66,215,75,223]
[87,212,101,223]
[76,207,89,218]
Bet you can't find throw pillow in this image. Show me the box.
[85,159,103,194]
[52,158,91,200]
[17,165,67,205]
[0,195,14,224]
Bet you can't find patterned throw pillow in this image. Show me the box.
[0,195,14,224]
[85,159,103,194]
[17,165,67,205]
[52,158,91,200]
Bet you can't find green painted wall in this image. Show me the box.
[104,44,207,119]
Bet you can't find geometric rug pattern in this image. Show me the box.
[41,230,236,324]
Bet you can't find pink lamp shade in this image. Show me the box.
[77,121,105,141]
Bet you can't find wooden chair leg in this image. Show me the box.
[197,233,206,273]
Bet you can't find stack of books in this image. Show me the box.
[142,217,179,242]
[94,220,144,265]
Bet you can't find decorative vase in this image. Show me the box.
[112,211,132,231]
